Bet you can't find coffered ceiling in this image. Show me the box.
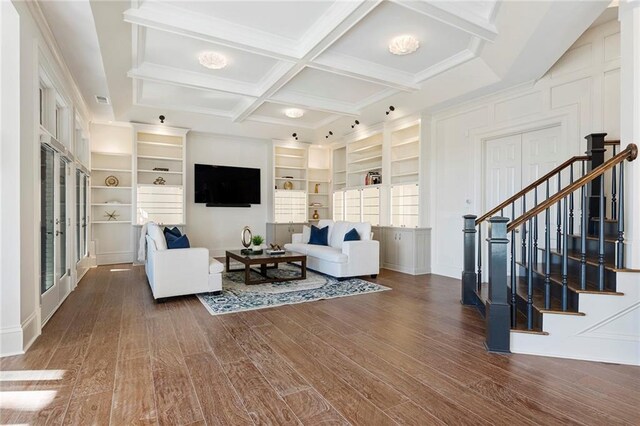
[37,0,610,141]
[123,0,499,129]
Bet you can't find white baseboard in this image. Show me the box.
[382,263,431,276]
[0,325,24,357]
[96,252,134,265]
[21,311,39,353]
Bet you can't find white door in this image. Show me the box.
[485,125,562,256]
[41,147,71,324]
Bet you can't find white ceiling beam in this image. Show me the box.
[391,0,498,42]
[128,63,259,97]
[123,4,298,61]
[232,0,383,122]
[267,95,360,118]
[310,53,419,92]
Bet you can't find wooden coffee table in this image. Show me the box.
[225,250,307,285]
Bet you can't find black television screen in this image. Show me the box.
[194,164,261,206]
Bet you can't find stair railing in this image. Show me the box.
[463,142,637,353]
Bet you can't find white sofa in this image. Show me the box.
[143,223,223,300]
[285,220,379,278]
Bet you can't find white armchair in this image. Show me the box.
[143,224,223,300]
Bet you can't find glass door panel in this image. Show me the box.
[58,159,67,280]
[40,145,55,294]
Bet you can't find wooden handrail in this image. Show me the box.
[507,144,638,232]
[604,140,620,146]
[476,155,590,225]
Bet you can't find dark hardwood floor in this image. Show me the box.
[1,264,639,425]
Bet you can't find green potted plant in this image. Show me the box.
[251,235,265,253]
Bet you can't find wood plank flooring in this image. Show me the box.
[1,264,639,425]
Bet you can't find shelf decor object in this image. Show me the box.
[283,180,293,190]
[153,177,166,185]
[104,210,120,221]
[104,175,119,187]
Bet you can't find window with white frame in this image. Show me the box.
[274,190,307,223]
[333,191,344,221]
[362,186,380,225]
[391,184,419,227]
[344,189,361,222]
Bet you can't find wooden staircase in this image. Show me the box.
[462,134,640,364]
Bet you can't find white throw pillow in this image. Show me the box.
[147,222,168,251]
[329,221,350,248]
[350,222,372,241]
[302,225,311,243]
[317,219,334,243]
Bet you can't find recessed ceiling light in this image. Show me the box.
[285,108,304,119]
[198,51,227,70]
[389,35,420,55]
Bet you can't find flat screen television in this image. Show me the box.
[194,164,261,207]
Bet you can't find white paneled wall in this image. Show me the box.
[428,19,621,278]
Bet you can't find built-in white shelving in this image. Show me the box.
[135,126,188,226]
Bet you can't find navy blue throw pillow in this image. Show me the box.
[164,226,181,238]
[344,228,360,241]
[308,225,329,246]
[166,233,190,249]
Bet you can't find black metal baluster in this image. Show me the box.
[511,229,517,328]
[562,197,569,311]
[477,224,482,292]
[534,187,539,264]
[527,218,534,330]
[521,194,527,263]
[611,145,618,219]
[544,179,551,309]
[598,178,606,291]
[617,163,625,269]
[580,181,588,290]
[501,208,504,217]
[557,173,562,252]
[569,163,575,233]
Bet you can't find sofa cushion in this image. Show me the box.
[284,243,310,254]
[318,219,334,243]
[167,233,190,249]
[147,222,167,251]
[209,258,224,274]
[305,245,348,263]
[309,225,329,246]
[164,226,181,238]
[350,222,372,241]
[301,225,311,243]
[329,221,350,248]
[344,228,361,241]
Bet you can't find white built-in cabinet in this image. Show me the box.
[265,223,306,248]
[373,226,431,275]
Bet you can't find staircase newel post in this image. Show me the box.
[485,216,511,353]
[461,215,478,305]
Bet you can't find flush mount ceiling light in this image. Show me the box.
[388,35,420,55]
[198,51,227,70]
[285,108,304,119]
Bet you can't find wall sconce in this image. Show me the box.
[351,120,360,129]
[159,115,165,123]
[385,106,395,115]
[292,132,298,141]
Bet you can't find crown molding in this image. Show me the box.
[27,1,93,124]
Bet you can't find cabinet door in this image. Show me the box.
[396,229,415,271]
[383,228,398,267]
[372,226,385,264]
[274,225,290,247]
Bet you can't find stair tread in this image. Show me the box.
[516,261,624,295]
[568,233,618,243]
[513,276,583,315]
[536,247,617,270]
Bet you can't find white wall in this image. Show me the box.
[4,1,92,355]
[186,132,270,257]
[0,1,23,356]
[428,19,622,278]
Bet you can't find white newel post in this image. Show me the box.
[619,0,640,269]
[0,1,23,356]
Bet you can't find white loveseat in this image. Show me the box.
[143,223,223,300]
[284,220,379,278]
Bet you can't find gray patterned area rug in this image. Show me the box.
[197,263,390,315]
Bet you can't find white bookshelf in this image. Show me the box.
[332,147,346,190]
[134,126,188,226]
[308,146,331,222]
[90,149,134,265]
[347,133,383,188]
[273,143,308,223]
[390,124,420,185]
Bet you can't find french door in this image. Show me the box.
[41,145,71,323]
